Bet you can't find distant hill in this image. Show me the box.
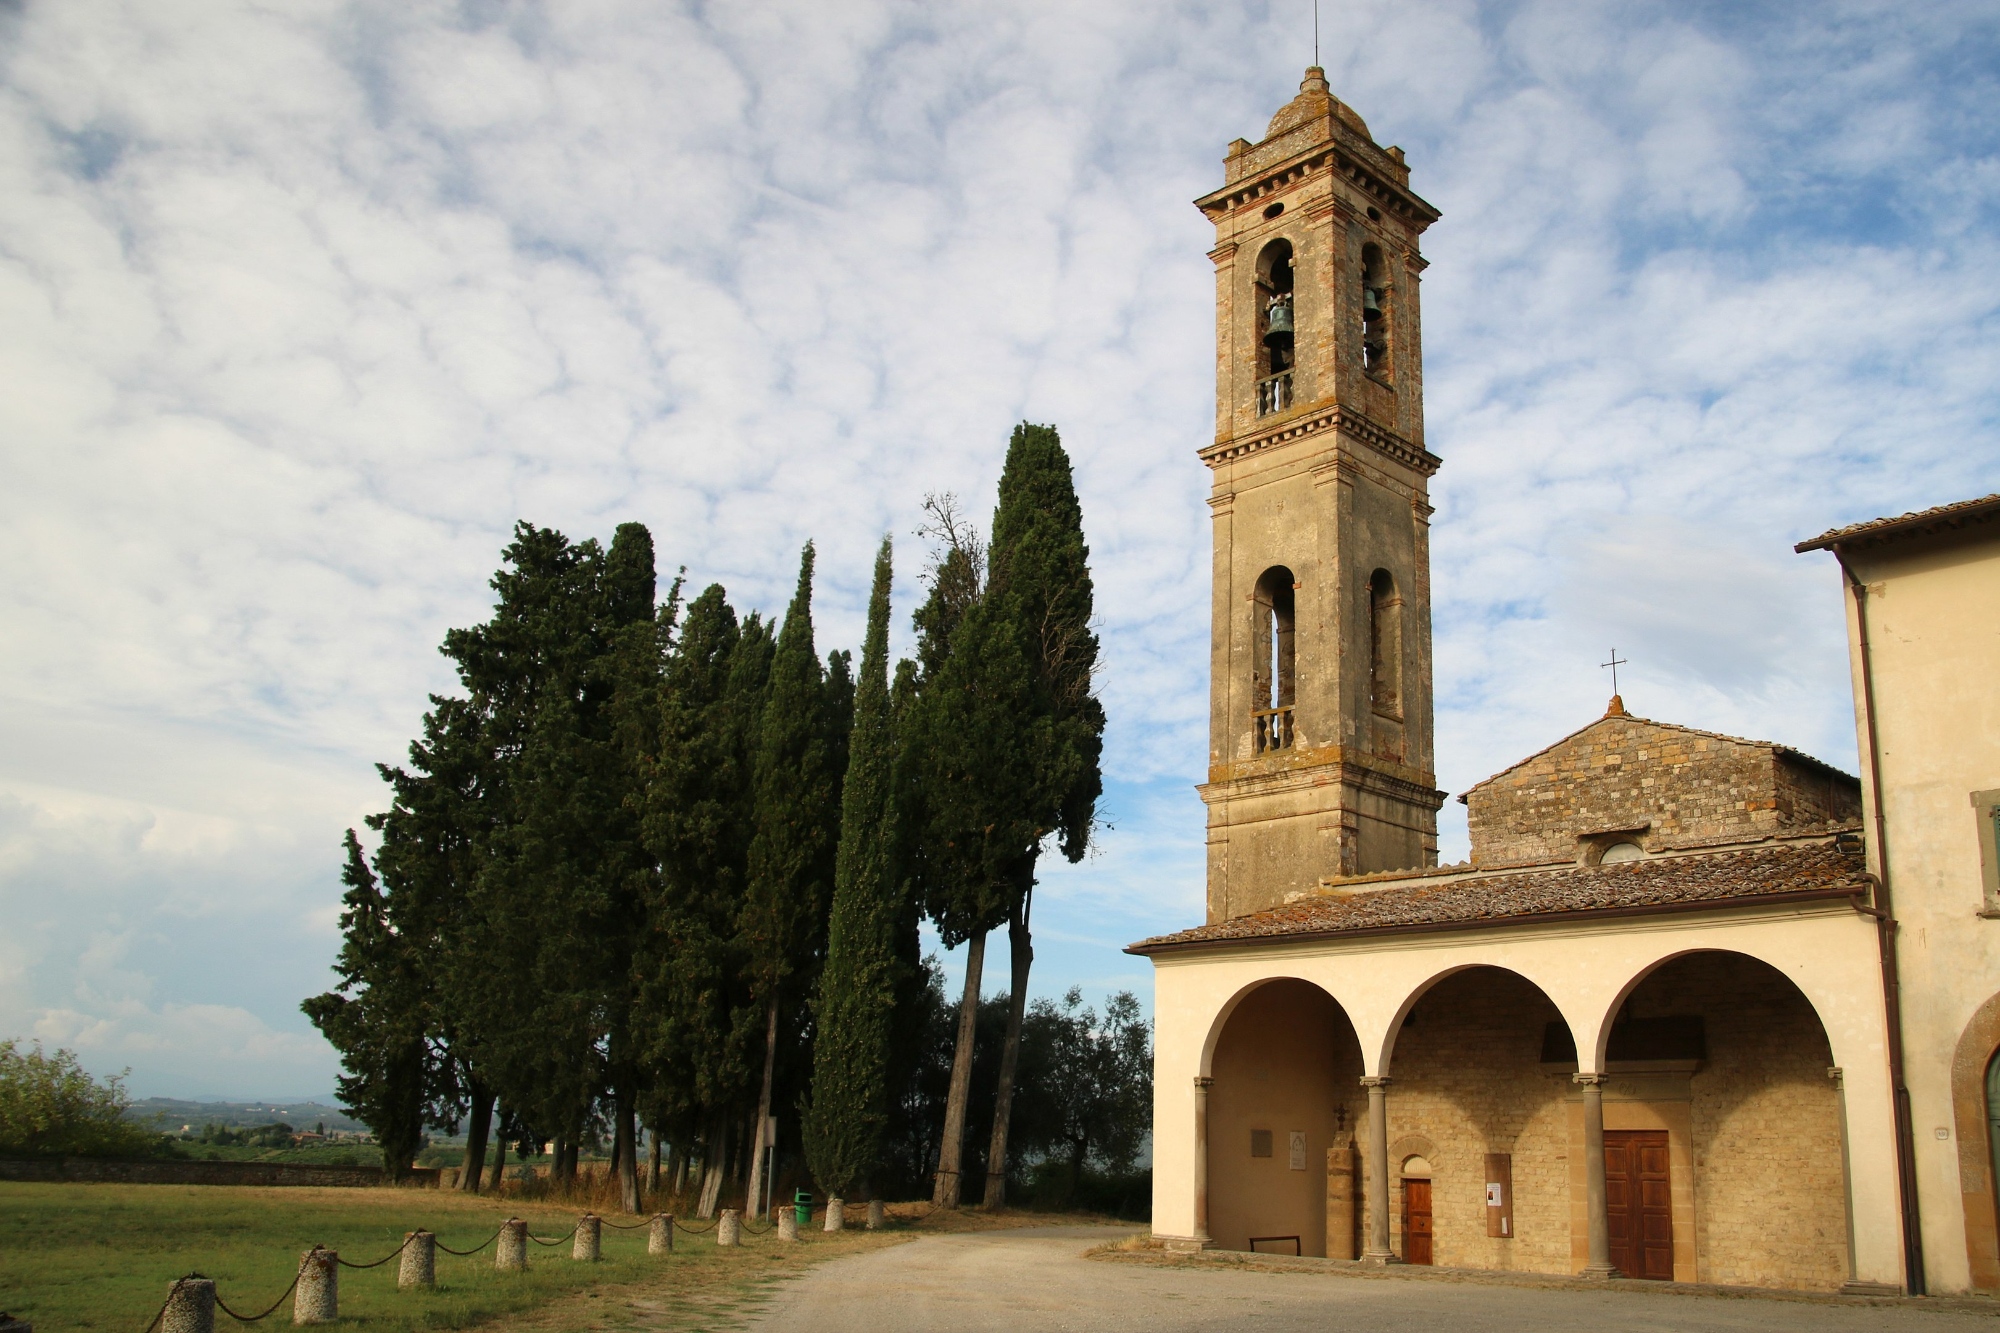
[125,1098,365,1134]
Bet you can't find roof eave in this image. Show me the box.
[1125,883,1865,958]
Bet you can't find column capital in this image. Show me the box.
[1359,1075,1392,1089]
[1571,1072,1607,1087]
[1193,1075,1214,1090]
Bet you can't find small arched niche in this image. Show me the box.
[1368,568,1402,719]
[1252,566,1296,753]
[1255,238,1296,414]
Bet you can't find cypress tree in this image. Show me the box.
[902,499,1034,1207]
[741,544,842,1215]
[302,831,434,1179]
[979,423,1104,1208]
[803,539,902,1198]
[636,587,763,1215]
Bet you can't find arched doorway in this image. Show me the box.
[1206,978,1362,1257]
[1610,950,1847,1289]
[1380,966,1576,1273]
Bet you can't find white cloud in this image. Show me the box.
[1,0,1996,1089]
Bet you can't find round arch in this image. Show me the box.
[1375,962,1578,1077]
[1203,976,1364,1259]
[1591,946,1843,1073]
[1949,989,2000,1290]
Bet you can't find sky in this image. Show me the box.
[2,0,1996,1100]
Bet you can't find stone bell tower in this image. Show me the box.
[1196,68,1445,922]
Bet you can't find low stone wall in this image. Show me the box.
[0,1157,442,1188]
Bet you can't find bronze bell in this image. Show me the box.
[1264,296,1294,344]
[1363,286,1383,319]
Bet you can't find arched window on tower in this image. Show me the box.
[1369,568,1402,719]
[1252,566,1296,753]
[1256,239,1295,416]
[1361,243,1390,380]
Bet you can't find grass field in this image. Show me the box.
[0,1182,907,1333]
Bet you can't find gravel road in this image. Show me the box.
[746,1226,2000,1331]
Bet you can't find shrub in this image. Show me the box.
[0,1040,169,1158]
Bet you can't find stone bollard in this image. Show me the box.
[648,1213,673,1254]
[823,1197,844,1232]
[161,1278,215,1333]
[716,1208,741,1247]
[496,1218,528,1272]
[293,1249,337,1325]
[776,1207,798,1242]
[399,1231,435,1291]
[866,1199,885,1231]
[573,1214,601,1261]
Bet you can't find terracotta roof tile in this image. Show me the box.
[1128,838,1866,954]
[1795,493,2000,553]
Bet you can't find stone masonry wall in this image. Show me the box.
[1374,968,1573,1274]
[1465,715,1859,868]
[1627,952,1848,1290]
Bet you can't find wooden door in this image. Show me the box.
[1604,1131,1673,1279]
[1402,1178,1433,1265]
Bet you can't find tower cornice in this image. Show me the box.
[1200,403,1441,477]
[1194,141,1440,232]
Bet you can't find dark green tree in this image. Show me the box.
[901,496,1031,1207]
[302,830,438,1179]
[980,422,1104,1207]
[741,544,843,1215]
[636,587,767,1216]
[802,539,903,1198]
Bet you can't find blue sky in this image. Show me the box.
[2,0,1996,1099]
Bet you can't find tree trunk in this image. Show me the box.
[460,1081,495,1194]
[982,886,1034,1209]
[617,1087,641,1213]
[932,928,987,1209]
[745,995,779,1216]
[697,1121,728,1218]
[487,1111,508,1191]
[647,1130,662,1197]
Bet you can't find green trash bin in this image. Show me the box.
[794,1190,812,1227]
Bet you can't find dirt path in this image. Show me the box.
[745,1227,2000,1332]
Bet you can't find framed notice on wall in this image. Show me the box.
[1289,1131,1307,1171]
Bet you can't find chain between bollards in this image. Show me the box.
[142,1201,693,1331]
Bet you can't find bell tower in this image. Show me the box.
[1196,68,1445,922]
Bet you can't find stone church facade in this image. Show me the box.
[1137,68,2000,1296]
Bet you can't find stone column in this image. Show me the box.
[1360,1077,1395,1264]
[866,1198,885,1230]
[1192,1076,1213,1243]
[496,1218,527,1271]
[162,1277,216,1333]
[717,1208,741,1247]
[398,1232,435,1291]
[777,1207,798,1241]
[1576,1074,1619,1279]
[573,1214,601,1261]
[824,1197,845,1232]
[293,1249,337,1325]
[648,1213,673,1255]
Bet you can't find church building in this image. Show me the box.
[1134,68,2000,1296]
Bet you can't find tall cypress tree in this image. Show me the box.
[636,587,765,1216]
[302,831,436,1179]
[902,499,1034,1207]
[979,422,1104,1208]
[741,544,842,1214]
[803,539,902,1198]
